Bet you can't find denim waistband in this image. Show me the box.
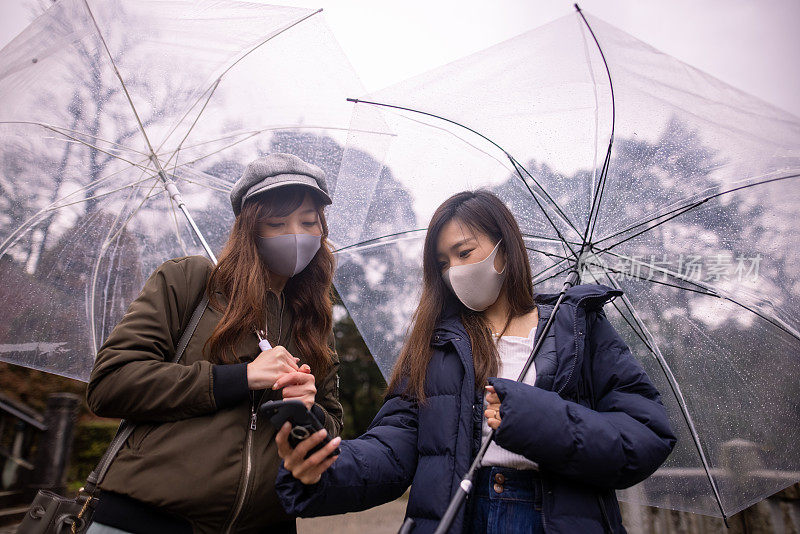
[474,466,542,503]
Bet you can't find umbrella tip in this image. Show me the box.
[346,97,359,103]
[574,3,582,12]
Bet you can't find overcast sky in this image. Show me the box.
[1,0,799,116]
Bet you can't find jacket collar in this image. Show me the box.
[432,283,621,345]
[432,294,468,345]
[534,283,622,309]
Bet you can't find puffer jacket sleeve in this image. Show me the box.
[87,257,218,423]
[489,312,676,489]
[276,391,418,516]
[311,332,344,437]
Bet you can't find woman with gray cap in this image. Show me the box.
[85,153,343,534]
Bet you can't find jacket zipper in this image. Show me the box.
[556,295,592,396]
[224,294,282,532]
[552,295,615,533]
[224,392,262,533]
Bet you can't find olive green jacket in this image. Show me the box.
[87,256,343,533]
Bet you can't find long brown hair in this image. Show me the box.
[205,186,335,377]
[387,190,535,401]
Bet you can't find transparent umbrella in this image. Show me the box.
[328,6,800,522]
[0,0,361,381]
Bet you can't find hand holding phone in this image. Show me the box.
[260,399,340,458]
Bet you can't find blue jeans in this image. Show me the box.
[470,466,545,534]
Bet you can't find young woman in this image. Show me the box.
[86,153,343,534]
[275,190,676,534]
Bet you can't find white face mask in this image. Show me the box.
[256,233,321,277]
[443,240,506,311]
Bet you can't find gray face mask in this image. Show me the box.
[443,240,506,311]
[256,233,322,277]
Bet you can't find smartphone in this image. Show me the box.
[259,399,340,458]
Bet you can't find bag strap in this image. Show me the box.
[82,293,210,495]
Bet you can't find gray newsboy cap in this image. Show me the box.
[230,153,332,215]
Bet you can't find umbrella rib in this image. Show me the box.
[586,268,730,521]
[157,79,221,171]
[81,0,217,264]
[153,80,219,160]
[582,258,717,297]
[596,249,716,292]
[522,233,583,247]
[160,128,259,154]
[394,109,580,246]
[51,176,160,210]
[215,9,324,81]
[177,178,230,194]
[0,121,149,158]
[81,0,163,167]
[528,253,570,281]
[580,9,601,229]
[596,250,800,343]
[532,262,574,286]
[0,171,157,258]
[332,228,427,254]
[41,123,148,157]
[89,182,146,353]
[583,270,652,354]
[161,125,367,176]
[170,164,235,188]
[163,125,394,158]
[164,130,264,170]
[508,157,581,260]
[38,152,153,209]
[157,8,325,166]
[347,97,584,255]
[575,5,617,249]
[1,121,152,170]
[593,173,800,250]
[586,147,612,244]
[525,246,570,262]
[103,176,164,247]
[398,112,522,176]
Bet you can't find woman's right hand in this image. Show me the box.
[276,422,340,484]
[246,345,301,390]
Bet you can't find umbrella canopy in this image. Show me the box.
[0,0,361,381]
[328,8,800,520]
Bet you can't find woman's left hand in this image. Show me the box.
[273,364,316,410]
[485,385,502,429]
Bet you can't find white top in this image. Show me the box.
[481,324,540,470]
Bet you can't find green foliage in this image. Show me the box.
[335,310,387,439]
[67,419,119,490]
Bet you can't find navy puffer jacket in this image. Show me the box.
[276,284,676,533]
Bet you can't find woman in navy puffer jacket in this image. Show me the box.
[275,190,676,533]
